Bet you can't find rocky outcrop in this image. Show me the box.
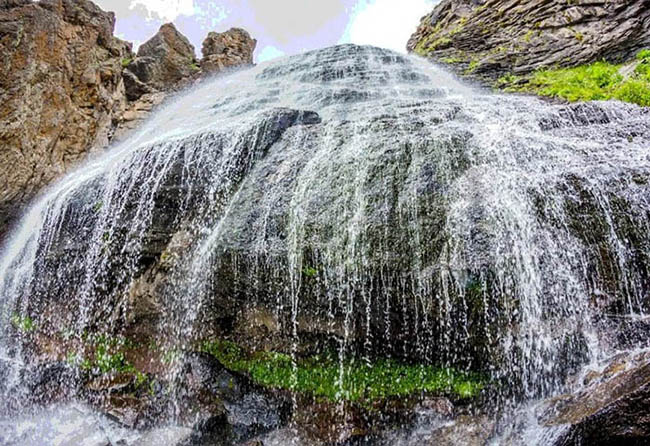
[122,23,198,101]
[407,0,650,83]
[201,28,257,74]
[0,2,257,239]
[0,0,132,236]
[540,351,650,446]
[122,25,257,102]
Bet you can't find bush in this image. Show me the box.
[529,62,622,102]
[614,79,650,107]
[510,49,650,107]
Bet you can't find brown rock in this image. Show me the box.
[407,0,650,83]
[200,28,257,75]
[539,351,650,445]
[0,1,257,240]
[0,0,132,237]
[123,23,198,100]
[113,92,167,142]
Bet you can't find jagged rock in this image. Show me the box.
[539,351,650,445]
[407,0,650,83]
[0,0,132,238]
[123,23,199,101]
[201,28,257,75]
[0,2,259,239]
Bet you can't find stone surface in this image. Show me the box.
[201,28,257,75]
[428,415,495,446]
[407,0,650,83]
[0,0,132,237]
[123,23,198,101]
[539,351,650,446]
[0,1,258,240]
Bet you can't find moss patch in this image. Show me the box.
[497,49,650,106]
[201,339,484,403]
[68,333,138,374]
[10,313,36,333]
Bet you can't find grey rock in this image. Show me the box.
[407,0,650,83]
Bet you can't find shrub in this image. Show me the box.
[614,79,650,107]
[511,51,650,107]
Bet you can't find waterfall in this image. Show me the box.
[0,44,649,444]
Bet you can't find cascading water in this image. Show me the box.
[0,44,649,445]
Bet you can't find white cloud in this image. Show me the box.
[257,46,286,63]
[129,0,196,21]
[342,0,438,52]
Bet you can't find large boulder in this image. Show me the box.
[201,28,257,74]
[0,0,132,238]
[123,23,199,101]
[407,0,650,82]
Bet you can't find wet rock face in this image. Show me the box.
[539,351,650,446]
[407,0,650,82]
[123,23,198,101]
[201,28,257,74]
[0,0,132,237]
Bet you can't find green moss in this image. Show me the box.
[450,17,467,36]
[302,266,318,277]
[636,49,650,61]
[523,30,534,43]
[464,59,480,75]
[529,61,622,101]
[441,56,464,64]
[69,333,138,375]
[614,79,650,106]
[495,73,524,90]
[499,50,650,107]
[201,340,484,403]
[121,57,132,68]
[10,313,35,332]
[429,37,451,51]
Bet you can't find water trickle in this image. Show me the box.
[0,44,649,443]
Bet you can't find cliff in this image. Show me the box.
[0,0,131,236]
[407,0,650,83]
[0,0,256,238]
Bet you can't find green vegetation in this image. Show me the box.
[121,57,132,68]
[497,49,650,107]
[440,56,464,64]
[464,59,480,75]
[70,333,137,374]
[302,266,318,277]
[10,313,35,333]
[523,30,535,43]
[201,339,484,403]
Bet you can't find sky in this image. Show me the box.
[93,0,438,62]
